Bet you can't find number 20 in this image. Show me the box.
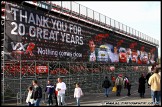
[11,22,25,36]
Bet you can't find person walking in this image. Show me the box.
[56,77,67,106]
[102,76,111,97]
[115,74,123,96]
[138,74,146,98]
[54,83,58,106]
[32,80,42,106]
[111,76,116,87]
[26,86,34,106]
[148,67,161,106]
[124,76,131,96]
[74,83,83,106]
[146,70,153,88]
[45,80,55,106]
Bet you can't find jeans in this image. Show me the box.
[47,94,53,105]
[116,85,122,96]
[104,88,110,97]
[57,93,66,106]
[34,98,41,106]
[151,90,160,105]
[76,97,80,106]
[127,87,131,96]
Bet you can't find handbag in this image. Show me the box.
[112,86,117,92]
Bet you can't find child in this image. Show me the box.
[74,83,83,106]
[26,86,34,106]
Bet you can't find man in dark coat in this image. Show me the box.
[45,80,55,106]
[32,80,42,106]
[146,72,152,88]
[138,74,146,98]
[102,76,111,97]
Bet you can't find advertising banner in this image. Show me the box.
[4,3,157,64]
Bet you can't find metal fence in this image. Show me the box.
[1,60,148,104]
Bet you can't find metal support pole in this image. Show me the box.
[35,61,37,79]
[2,2,6,103]
[20,60,22,104]
[47,61,49,80]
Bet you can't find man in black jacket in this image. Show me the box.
[102,76,111,97]
[32,80,42,106]
[45,80,55,106]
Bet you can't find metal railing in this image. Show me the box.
[23,1,159,46]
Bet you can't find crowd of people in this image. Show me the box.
[25,67,161,106]
[102,66,160,106]
[26,77,83,106]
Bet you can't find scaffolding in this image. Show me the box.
[1,1,159,105]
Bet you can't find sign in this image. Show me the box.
[4,3,158,64]
[36,66,48,74]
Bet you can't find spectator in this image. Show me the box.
[45,80,55,106]
[56,77,67,106]
[115,74,123,96]
[124,76,131,96]
[74,83,83,106]
[26,86,34,106]
[146,72,152,88]
[54,83,58,106]
[102,76,111,97]
[138,74,146,98]
[148,67,161,106]
[111,76,116,87]
[32,80,42,106]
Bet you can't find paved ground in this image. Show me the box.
[65,86,160,106]
[2,85,161,106]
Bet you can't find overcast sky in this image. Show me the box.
[76,1,161,57]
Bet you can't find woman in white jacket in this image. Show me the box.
[26,86,34,106]
[74,83,83,106]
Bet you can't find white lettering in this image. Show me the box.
[51,19,56,30]
[62,22,67,32]
[43,29,48,40]
[57,21,62,31]
[36,14,43,26]
[11,8,18,21]
[42,16,49,28]
[78,26,81,35]
[29,26,36,37]
[20,10,27,23]
[28,13,35,25]
[49,30,58,41]
[69,24,73,33]
[61,32,66,42]
[18,23,25,36]
[71,35,75,44]
[66,33,70,43]
[79,36,83,45]
[37,27,42,38]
